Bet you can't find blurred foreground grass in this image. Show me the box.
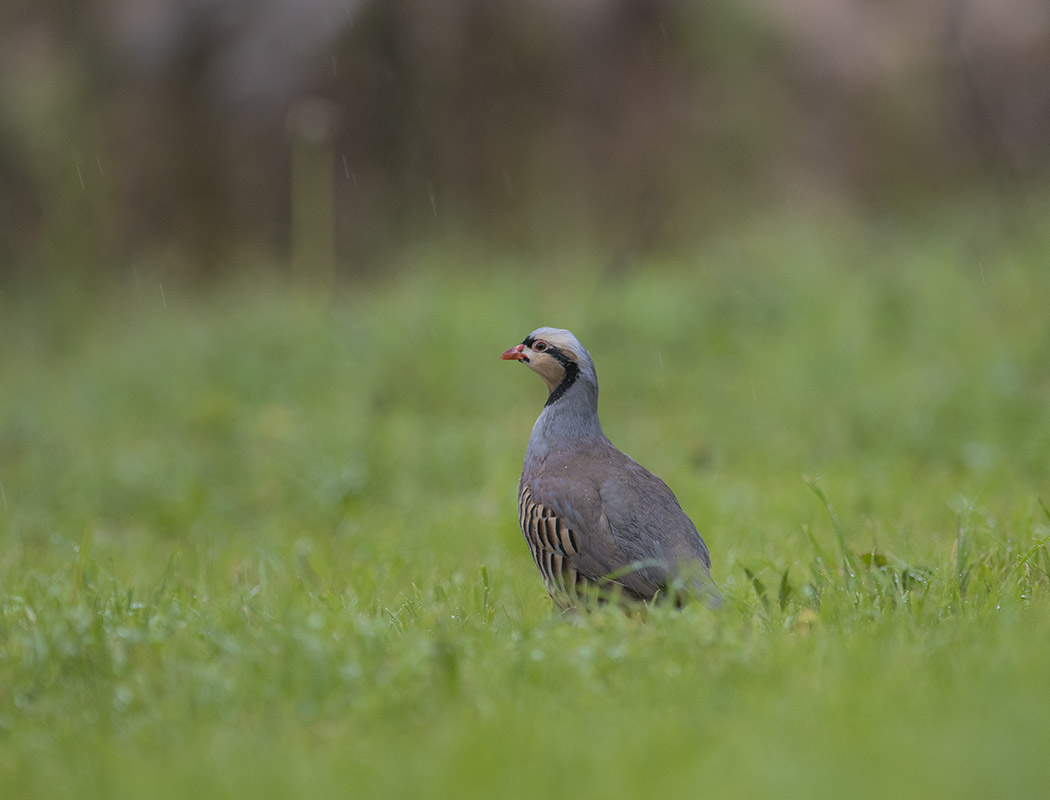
[2,204,1050,798]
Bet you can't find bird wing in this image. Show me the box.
[596,458,722,607]
[524,443,720,606]
[523,451,670,600]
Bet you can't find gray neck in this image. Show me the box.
[524,373,605,467]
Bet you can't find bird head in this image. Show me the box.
[501,327,596,403]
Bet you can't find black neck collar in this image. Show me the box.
[544,348,580,407]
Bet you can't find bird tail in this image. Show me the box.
[666,561,723,610]
[603,558,723,610]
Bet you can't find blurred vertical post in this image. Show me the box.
[287,97,341,285]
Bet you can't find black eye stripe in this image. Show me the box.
[546,346,572,368]
[523,337,570,364]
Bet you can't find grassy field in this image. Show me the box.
[3,204,1050,798]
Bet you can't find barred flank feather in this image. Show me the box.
[517,484,585,606]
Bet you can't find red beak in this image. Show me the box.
[500,343,527,361]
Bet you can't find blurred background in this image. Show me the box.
[2,0,1049,287]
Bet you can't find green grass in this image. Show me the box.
[3,205,1050,798]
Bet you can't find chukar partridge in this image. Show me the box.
[501,327,720,609]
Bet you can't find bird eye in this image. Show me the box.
[532,340,549,352]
